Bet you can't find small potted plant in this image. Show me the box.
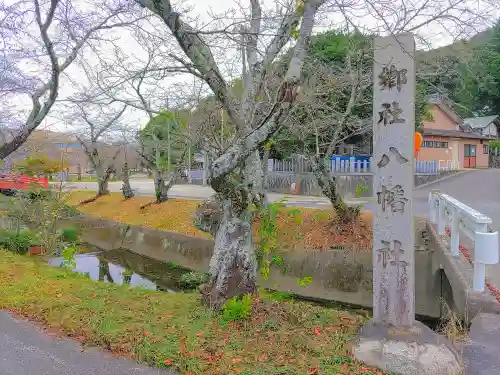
[0,230,42,255]
[28,242,42,256]
[17,230,42,255]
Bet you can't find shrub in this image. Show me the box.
[221,294,253,324]
[61,245,78,269]
[0,229,39,254]
[60,227,79,243]
[266,290,294,302]
[22,186,50,201]
[177,271,209,290]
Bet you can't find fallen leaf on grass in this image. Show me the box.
[325,325,341,333]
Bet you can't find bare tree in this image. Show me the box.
[70,33,206,204]
[0,0,142,159]
[134,0,500,308]
[282,34,372,221]
[137,111,194,205]
[136,0,327,308]
[67,102,127,202]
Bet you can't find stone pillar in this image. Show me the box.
[372,33,415,327]
[353,33,461,375]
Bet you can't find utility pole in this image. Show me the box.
[220,108,224,149]
[167,119,171,173]
[166,98,171,173]
[187,119,192,183]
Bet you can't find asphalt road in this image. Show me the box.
[60,179,339,208]
[0,311,174,375]
[60,176,434,213]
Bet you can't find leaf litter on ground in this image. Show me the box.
[0,251,386,374]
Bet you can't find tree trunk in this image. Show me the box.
[98,177,110,196]
[193,194,223,237]
[80,165,112,204]
[95,163,112,196]
[152,169,173,203]
[121,163,134,199]
[312,158,360,223]
[98,259,114,283]
[200,198,257,310]
[244,150,267,205]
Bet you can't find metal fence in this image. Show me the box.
[267,157,457,176]
[168,157,459,196]
[490,148,500,157]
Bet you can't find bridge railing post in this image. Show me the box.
[473,224,499,292]
[429,192,437,224]
[437,195,446,235]
[451,207,459,257]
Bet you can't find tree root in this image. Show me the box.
[334,202,361,224]
[139,200,155,210]
[139,197,168,210]
[79,193,106,205]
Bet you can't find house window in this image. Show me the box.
[484,144,489,154]
[423,141,448,148]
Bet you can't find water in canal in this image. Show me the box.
[48,248,189,293]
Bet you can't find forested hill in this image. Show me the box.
[418,28,493,64]
[416,26,500,117]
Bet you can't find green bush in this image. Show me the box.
[0,229,39,254]
[221,294,253,324]
[60,227,79,243]
[177,271,210,290]
[21,186,50,201]
[266,290,294,302]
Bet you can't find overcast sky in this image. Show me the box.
[4,0,499,135]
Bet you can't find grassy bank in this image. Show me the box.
[66,191,373,251]
[0,251,383,374]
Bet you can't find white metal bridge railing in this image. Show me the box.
[429,191,499,292]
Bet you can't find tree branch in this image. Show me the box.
[94,104,127,140]
[137,0,243,128]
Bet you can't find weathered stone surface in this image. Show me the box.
[372,33,416,326]
[463,313,500,375]
[353,320,462,375]
[489,155,500,169]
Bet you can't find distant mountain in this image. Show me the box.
[417,28,494,71]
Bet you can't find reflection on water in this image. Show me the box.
[49,248,188,293]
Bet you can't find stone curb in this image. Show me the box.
[414,170,471,190]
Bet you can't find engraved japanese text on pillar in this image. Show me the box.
[372,34,415,328]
